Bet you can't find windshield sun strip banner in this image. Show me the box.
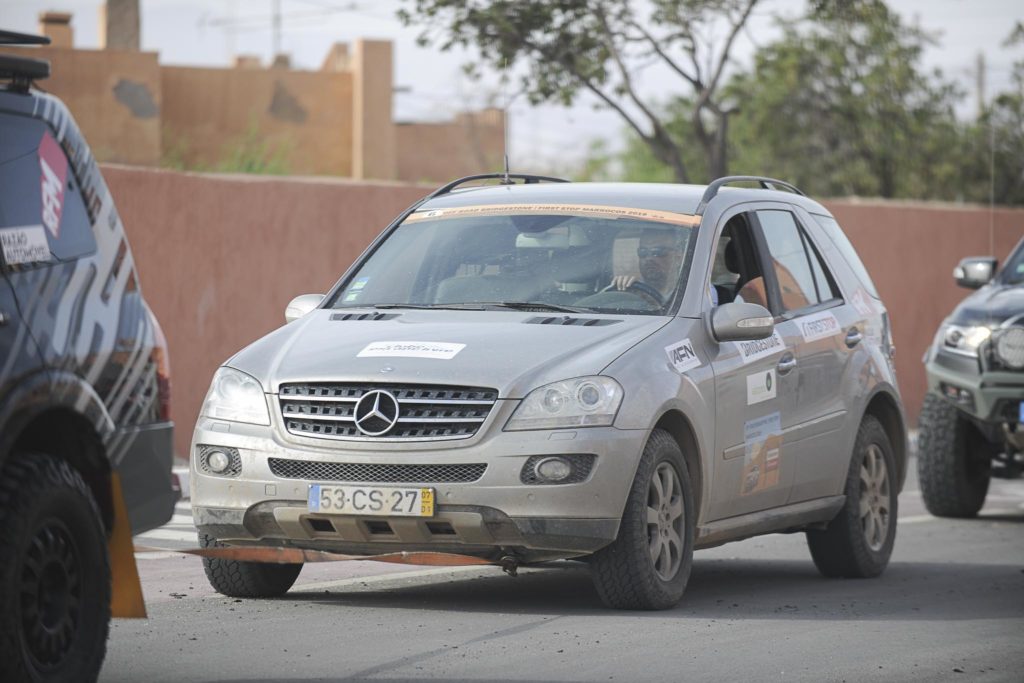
[405,203,701,227]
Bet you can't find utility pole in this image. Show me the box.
[975,52,986,120]
[272,0,281,58]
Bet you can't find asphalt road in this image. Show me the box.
[104,458,1024,683]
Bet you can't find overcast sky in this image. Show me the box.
[2,0,1021,171]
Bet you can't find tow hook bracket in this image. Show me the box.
[499,554,519,577]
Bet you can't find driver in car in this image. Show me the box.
[610,229,686,302]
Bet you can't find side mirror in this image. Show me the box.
[954,257,997,289]
[711,302,775,342]
[285,293,324,323]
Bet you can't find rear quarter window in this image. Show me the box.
[811,213,879,298]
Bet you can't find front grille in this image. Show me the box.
[279,383,498,441]
[268,458,487,484]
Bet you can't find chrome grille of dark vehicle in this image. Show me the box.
[268,458,487,484]
[278,383,499,440]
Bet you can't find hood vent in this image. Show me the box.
[524,316,621,327]
[330,312,399,322]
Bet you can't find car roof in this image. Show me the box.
[418,181,829,218]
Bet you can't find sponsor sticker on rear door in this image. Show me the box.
[746,369,777,405]
[798,311,841,342]
[665,338,701,373]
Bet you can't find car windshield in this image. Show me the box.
[329,203,699,315]
[999,239,1024,285]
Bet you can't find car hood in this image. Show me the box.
[227,309,672,398]
[947,283,1024,326]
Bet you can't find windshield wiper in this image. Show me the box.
[368,303,487,310]
[480,301,591,313]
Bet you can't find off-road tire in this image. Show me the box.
[0,455,111,683]
[807,416,897,578]
[590,429,694,610]
[917,393,990,518]
[199,533,302,598]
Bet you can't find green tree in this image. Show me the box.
[399,0,762,182]
[725,0,963,199]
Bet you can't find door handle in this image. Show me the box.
[845,328,863,348]
[777,353,797,375]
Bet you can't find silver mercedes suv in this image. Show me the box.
[191,174,907,610]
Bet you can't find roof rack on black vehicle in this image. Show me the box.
[696,175,805,215]
[427,173,570,200]
[0,29,51,92]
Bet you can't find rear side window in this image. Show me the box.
[757,210,838,313]
[0,112,96,269]
[811,213,879,297]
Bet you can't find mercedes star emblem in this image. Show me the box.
[353,389,400,436]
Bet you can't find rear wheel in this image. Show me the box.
[590,429,694,610]
[807,416,897,578]
[199,533,302,598]
[0,455,111,683]
[917,393,990,518]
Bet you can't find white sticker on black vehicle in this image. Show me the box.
[746,369,777,405]
[665,339,701,373]
[798,311,841,342]
[357,341,466,360]
[735,331,785,364]
[0,225,51,265]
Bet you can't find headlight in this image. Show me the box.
[505,376,623,431]
[940,324,992,357]
[200,367,270,425]
[994,327,1024,369]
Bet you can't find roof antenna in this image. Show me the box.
[501,57,512,185]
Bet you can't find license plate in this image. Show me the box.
[307,484,434,517]
[1019,402,1024,424]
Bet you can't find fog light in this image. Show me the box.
[206,449,231,473]
[535,457,572,482]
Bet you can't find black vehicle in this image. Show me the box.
[0,31,176,682]
[919,236,1024,517]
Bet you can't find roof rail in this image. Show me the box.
[426,173,570,200]
[0,30,52,93]
[695,175,805,215]
[0,29,52,46]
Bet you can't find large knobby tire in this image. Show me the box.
[917,393,991,518]
[199,533,302,598]
[807,416,897,578]
[589,429,694,610]
[0,455,111,683]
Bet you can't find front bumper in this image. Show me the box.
[190,403,646,561]
[925,349,1023,424]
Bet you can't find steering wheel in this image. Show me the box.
[600,281,664,306]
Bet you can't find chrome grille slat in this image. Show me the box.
[268,458,487,483]
[278,382,498,441]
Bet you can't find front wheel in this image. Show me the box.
[199,533,302,598]
[0,455,111,683]
[917,393,990,518]
[807,416,897,578]
[589,429,694,610]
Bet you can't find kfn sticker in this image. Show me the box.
[798,311,841,342]
[746,369,777,405]
[665,338,701,373]
[735,330,785,364]
[0,225,51,265]
[357,341,466,360]
[39,132,68,240]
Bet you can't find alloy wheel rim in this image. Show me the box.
[20,520,82,669]
[859,444,891,552]
[646,462,685,581]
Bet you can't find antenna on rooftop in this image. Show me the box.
[501,58,511,185]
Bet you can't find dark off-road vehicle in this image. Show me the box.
[919,237,1024,517]
[0,31,176,682]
